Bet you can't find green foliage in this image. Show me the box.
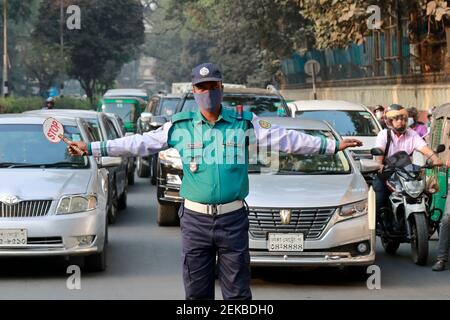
[146,0,309,87]
[0,97,93,114]
[33,0,145,101]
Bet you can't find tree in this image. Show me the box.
[33,0,145,102]
[145,0,311,88]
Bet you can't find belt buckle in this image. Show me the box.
[207,204,218,216]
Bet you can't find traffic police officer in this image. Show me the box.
[68,63,362,300]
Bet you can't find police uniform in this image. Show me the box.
[86,63,341,300]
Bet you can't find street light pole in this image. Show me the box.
[3,0,8,97]
[59,0,64,97]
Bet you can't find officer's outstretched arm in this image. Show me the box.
[251,115,361,155]
[88,122,172,157]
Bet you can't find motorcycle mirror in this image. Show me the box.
[435,144,445,154]
[370,148,384,156]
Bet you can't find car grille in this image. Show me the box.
[248,207,336,239]
[0,200,52,218]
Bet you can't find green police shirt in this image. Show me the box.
[168,107,253,204]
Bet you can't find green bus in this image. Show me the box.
[99,97,146,133]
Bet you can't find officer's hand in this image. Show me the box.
[68,141,87,157]
[339,139,363,151]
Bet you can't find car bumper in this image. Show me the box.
[158,164,183,204]
[0,209,106,257]
[249,214,376,267]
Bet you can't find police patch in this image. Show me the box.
[199,67,210,77]
[259,120,272,129]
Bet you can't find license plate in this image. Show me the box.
[268,233,304,252]
[0,229,27,247]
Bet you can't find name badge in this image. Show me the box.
[186,143,203,149]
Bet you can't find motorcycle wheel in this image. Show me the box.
[409,213,429,266]
[381,237,400,254]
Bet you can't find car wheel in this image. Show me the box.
[108,183,118,225]
[127,166,135,185]
[157,202,179,226]
[151,155,158,185]
[137,156,150,178]
[118,188,127,210]
[381,237,400,254]
[85,223,108,272]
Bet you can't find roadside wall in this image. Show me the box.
[281,84,450,121]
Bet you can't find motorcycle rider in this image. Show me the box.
[42,97,55,110]
[373,104,442,216]
[407,107,428,138]
[374,105,387,129]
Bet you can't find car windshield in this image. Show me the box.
[0,124,88,168]
[248,130,351,175]
[160,98,180,116]
[181,94,288,116]
[102,102,135,122]
[295,110,379,137]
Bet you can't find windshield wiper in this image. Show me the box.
[276,170,349,175]
[6,162,85,169]
[0,162,25,168]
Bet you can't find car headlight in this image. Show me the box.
[339,200,368,219]
[159,148,182,170]
[57,195,97,215]
[402,179,425,198]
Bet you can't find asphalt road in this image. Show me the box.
[0,175,449,300]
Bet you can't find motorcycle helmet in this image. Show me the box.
[385,104,408,134]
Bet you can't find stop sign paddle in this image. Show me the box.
[43,117,85,155]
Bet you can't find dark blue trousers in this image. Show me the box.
[179,204,252,300]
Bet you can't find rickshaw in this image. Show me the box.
[427,103,450,234]
[98,97,146,133]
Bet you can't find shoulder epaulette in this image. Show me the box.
[171,111,195,124]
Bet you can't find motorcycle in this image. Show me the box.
[371,144,445,265]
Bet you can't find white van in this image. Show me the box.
[289,100,382,159]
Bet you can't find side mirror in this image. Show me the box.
[359,159,381,174]
[141,112,153,123]
[150,115,167,128]
[370,148,384,156]
[98,157,122,168]
[435,144,446,154]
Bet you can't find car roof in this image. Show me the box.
[24,109,99,119]
[434,103,450,118]
[184,87,281,97]
[153,94,181,99]
[102,96,146,103]
[291,100,368,111]
[262,117,333,131]
[0,113,79,126]
[104,89,148,98]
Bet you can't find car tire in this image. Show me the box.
[108,183,118,225]
[151,155,157,185]
[128,166,135,186]
[137,156,150,178]
[85,223,108,272]
[157,202,179,226]
[118,188,127,210]
[381,237,400,254]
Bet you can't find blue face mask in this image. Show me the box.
[193,89,222,112]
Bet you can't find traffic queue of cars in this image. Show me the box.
[0,87,381,274]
